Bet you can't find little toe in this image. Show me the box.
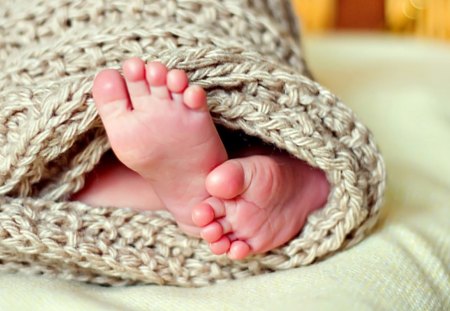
[183,85,207,111]
[122,57,150,101]
[92,69,131,120]
[209,236,231,255]
[228,240,251,260]
[146,61,170,99]
[167,69,188,105]
[206,160,246,199]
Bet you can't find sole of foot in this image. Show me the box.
[192,154,329,260]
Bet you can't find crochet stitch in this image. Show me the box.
[0,0,386,287]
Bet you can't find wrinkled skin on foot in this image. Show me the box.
[192,154,329,259]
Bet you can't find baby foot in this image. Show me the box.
[192,154,329,260]
[92,58,227,235]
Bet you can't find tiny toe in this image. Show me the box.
[216,218,232,235]
[167,69,188,104]
[146,61,170,99]
[206,160,246,199]
[183,85,207,110]
[122,57,150,99]
[209,236,231,255]
[228,240,251,260]
[203,197,226,219]
[192,203,215,227]
[92,69,131,119]
[200,222,223,243]
[167,69,188,93]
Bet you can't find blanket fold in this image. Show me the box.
[0,0,386,286]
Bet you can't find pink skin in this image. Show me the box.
[192,155,329,259]
[90,57,227,235]
[74,57,330,260]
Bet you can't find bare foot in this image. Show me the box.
[192,154,329,260]
[91,58,227,235]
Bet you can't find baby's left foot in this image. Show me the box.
[192,154,329,260]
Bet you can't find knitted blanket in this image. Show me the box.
[0,0,386,287]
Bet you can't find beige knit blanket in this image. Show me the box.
[0,0,386,287]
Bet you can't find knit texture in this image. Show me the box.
[0,0,386,287]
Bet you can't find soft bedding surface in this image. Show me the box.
[0,34,449,311]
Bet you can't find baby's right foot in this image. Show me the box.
[192,154,329,260]
[92,58,227,236]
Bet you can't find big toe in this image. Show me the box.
[207,155,284,204]
[205,160,246,199]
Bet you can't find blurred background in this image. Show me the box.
[292,0,450,41]
[288,0,450,220]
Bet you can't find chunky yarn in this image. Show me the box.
[0,0,386,287]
